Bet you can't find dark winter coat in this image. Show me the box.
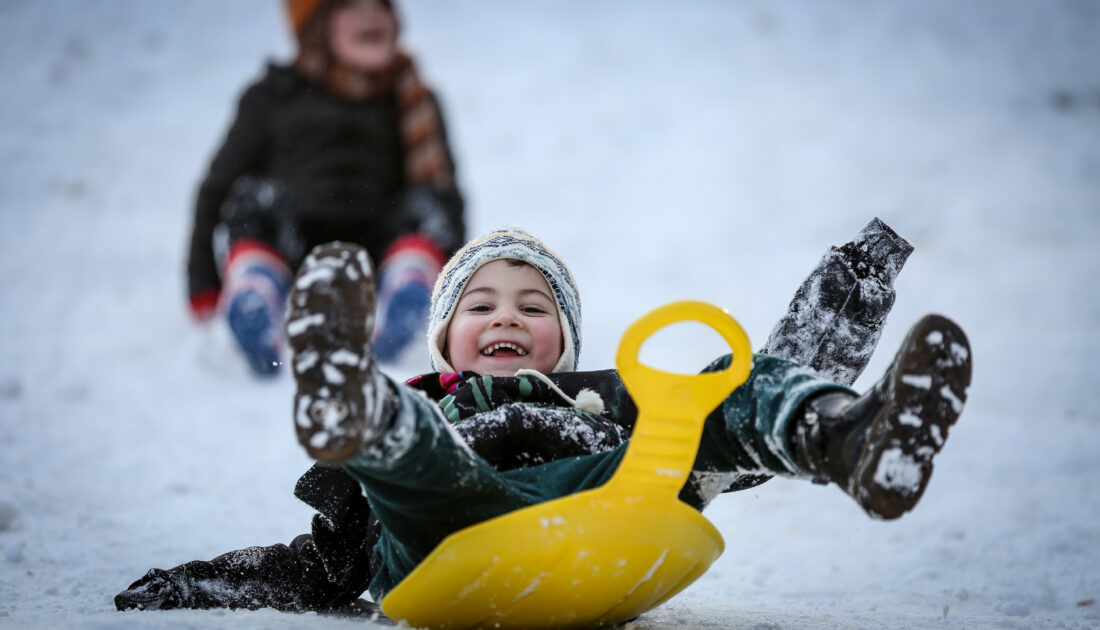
[186,63,464,301]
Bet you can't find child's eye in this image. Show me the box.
[467,304,493,313]
[521,306,548,315]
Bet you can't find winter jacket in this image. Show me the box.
[186,63,464,303]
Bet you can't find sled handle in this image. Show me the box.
[611,301,752,496]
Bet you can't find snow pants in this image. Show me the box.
[345,353,852,600]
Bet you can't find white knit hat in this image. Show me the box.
[427,228,581,373]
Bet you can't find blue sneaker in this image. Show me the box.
[226,289,282,377]
[373,282,430,363]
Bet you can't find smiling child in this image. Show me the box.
[117,224,970,616]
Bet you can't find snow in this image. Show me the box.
[1,1,1098,629]
[900,374,933,390]
[871,449,922,494]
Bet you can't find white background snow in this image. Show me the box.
[2,1,1098,628]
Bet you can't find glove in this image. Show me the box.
[397,185,464,255]
[114,569,182,611]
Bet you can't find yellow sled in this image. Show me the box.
[381,301,752,629]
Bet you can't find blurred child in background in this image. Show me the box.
[186,0,464,376]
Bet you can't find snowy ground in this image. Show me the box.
[2,1,1099,629]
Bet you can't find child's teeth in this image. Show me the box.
[482,342,527,356]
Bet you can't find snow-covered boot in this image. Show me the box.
[286,242,393,464]
[223,240,292,377]
[793,314,972,519]
[372,235,444,363]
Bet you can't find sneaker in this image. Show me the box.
[285,242,384,464]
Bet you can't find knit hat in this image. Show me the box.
[428,228,581,374]
[286,0,325,38]
[286,0,396,39]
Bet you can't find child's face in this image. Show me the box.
[445,260,564,377]
[329,0,398,72]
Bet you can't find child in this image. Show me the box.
[115,223,970,615]
[186,0,464,376]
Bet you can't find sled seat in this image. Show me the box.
[382,301,752,629]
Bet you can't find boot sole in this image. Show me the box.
[851,314,972,519]
[285,243,377,464]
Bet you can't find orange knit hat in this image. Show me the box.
[286,0,325,37]
[286,0,396,38]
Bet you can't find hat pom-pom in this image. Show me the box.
[573,388,606,415]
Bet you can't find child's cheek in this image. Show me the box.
[444,318,473,371]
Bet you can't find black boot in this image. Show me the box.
[794,314,972,519]
[286,242,392,464]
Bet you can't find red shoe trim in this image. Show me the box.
[226,238,290,273]
[381,234,446,269]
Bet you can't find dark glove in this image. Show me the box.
[114,568,183,611]
[396,185,464,255]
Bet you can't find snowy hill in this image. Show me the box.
[1,1,1098,628]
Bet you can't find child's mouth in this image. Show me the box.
[481,342,528,358]
[355,28,387,44]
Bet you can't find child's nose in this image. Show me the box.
[492,309,520,327]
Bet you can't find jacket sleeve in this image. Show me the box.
[185,77,274,308]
